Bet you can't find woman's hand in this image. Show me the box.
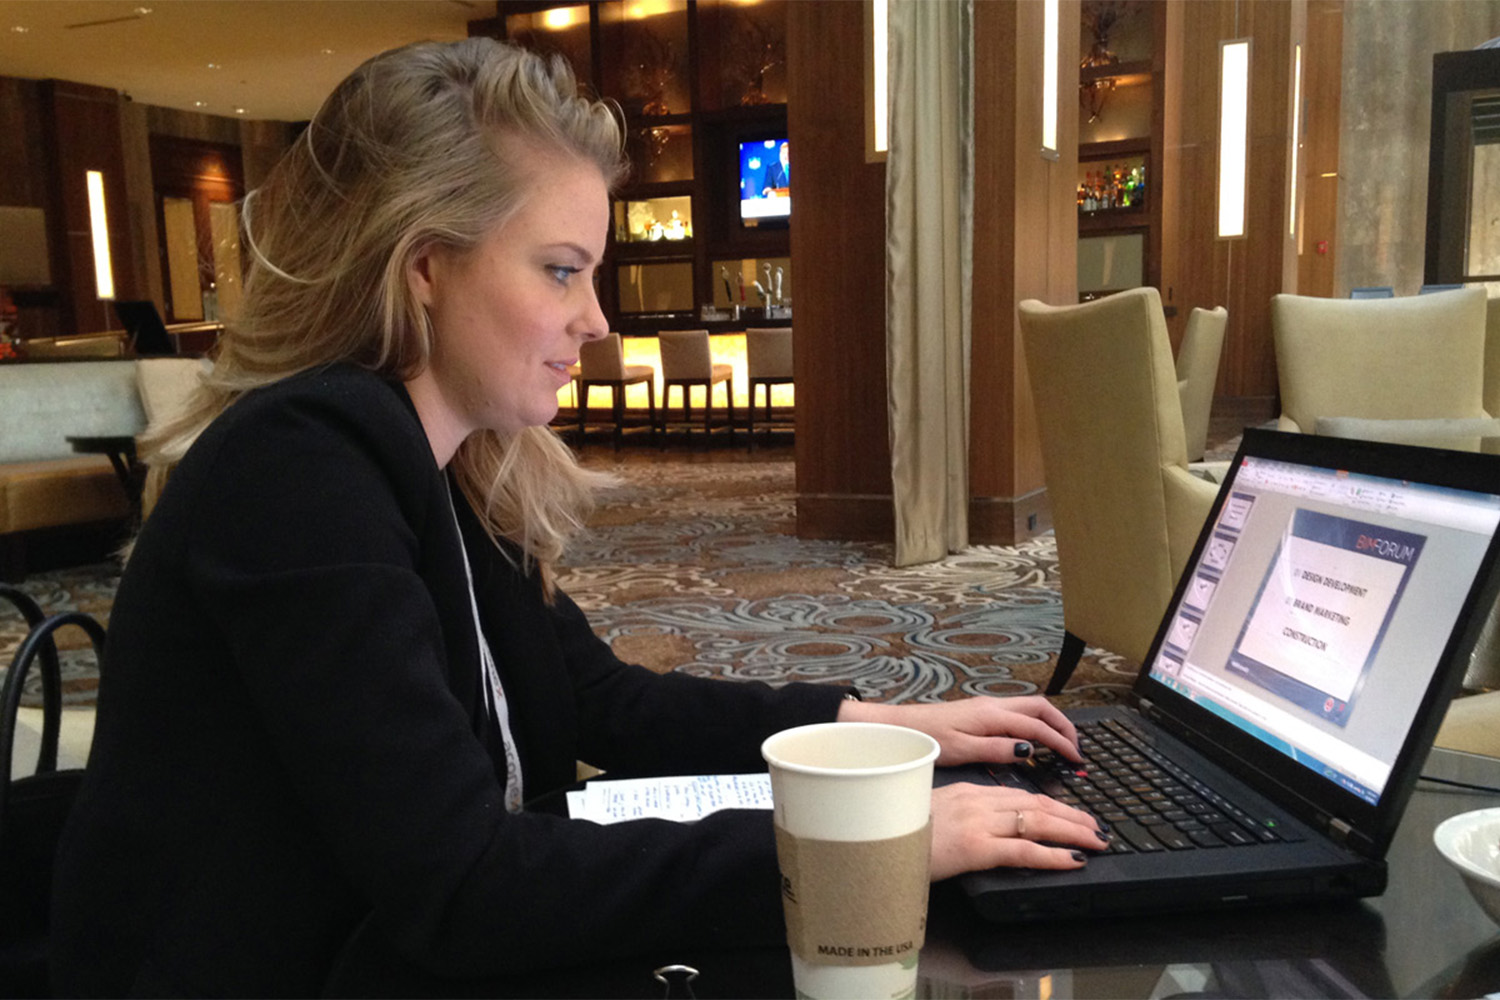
[928,783,1108,881]
[837,695,1083,767]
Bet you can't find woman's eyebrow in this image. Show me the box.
[544,242,596,265]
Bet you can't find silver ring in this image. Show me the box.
[1015,809,1027,837]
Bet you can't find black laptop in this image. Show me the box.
[942,427,1500,920]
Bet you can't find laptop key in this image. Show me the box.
[1186,827,1227,848]
[1210,822,1256,846]
[1153,828,1196,850]
[1114,820,1167,852]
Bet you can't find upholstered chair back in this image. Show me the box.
[1175,306,1228,463]
[579,332,626,381]
[656,330,714,381]
[1019,288,1217,671]
[1273,288,1490,450]
[746,327,793,379]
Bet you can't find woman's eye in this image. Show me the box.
[548,265,581,284]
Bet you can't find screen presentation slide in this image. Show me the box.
[1227,508,1425,726]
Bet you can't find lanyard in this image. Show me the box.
[446,483,524,813]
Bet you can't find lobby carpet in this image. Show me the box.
[1,458,1141,709]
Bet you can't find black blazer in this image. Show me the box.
[51,365,846,996]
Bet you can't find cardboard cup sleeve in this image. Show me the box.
[774,822,932,967]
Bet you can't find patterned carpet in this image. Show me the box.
[1,459,1142,708]
[561,461,1136,707]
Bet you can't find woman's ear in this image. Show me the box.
[407,244,439,308]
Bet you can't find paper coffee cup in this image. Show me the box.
[761,722,939,1000]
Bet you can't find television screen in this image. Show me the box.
[739,138,790,227]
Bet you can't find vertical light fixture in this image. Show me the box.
[866,0,888,160]
[86,170,115,300]
[1041,0,1060,159]
[1288,42,1303,239]
[1216,39,1251,239]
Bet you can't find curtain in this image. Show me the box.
[886,0,974,567]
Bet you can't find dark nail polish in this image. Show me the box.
[1096,829,1111,844]
[1014,741,1033,759]
[1071,850,1087,862]
[1096,819,1111,834]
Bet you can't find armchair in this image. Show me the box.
[1273,288,1490,451]
[1019,288,1218,693]
[1175,306,1228,463]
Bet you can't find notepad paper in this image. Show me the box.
[566,773,774,824]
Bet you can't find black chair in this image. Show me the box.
[0,590,105,997]
[113,299,175,356]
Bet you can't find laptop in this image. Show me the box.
[942,427,1500,920]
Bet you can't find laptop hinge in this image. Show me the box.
[1137,697,1155,715]
[1328,817,1354,845]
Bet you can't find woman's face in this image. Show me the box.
[407,150,609,460]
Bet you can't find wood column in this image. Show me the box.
[40,80,136,334]
[788,1,892,541]
[1297,0,1342,300]
[1165,0,1304,409]
[968,0,1079,545]
[789,0,1079,544]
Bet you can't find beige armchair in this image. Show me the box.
[1273,288,1491,451]
[1019,288,1219,693]
[1175,306,1228,463]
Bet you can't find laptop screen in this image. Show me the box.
[1143,441,1500,807]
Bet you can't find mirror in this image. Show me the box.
[1424,47,1500,285]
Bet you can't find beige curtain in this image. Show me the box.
[886,0,974,567]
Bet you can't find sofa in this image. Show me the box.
[0,358,206,579]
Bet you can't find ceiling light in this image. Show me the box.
[194,100,207,108]
[234,107,246,115]
[206,62,220,70]
[134,6,152,14]
[9,25,28,33]
[542,8,577,30]
[320,48,334,55]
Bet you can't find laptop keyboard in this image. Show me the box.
[996,718,1304,854]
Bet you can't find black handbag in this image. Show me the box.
[0,585,105,995]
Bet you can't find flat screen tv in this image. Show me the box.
[739,137,789,228]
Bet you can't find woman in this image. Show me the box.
[51,38,1105,996]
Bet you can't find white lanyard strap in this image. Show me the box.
[447,484,524,813]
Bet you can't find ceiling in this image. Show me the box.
[0,0,491,122]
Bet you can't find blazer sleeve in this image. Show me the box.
[176,385,821,979]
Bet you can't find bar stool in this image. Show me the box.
[657,329,735,444]
[745,327,793,451]
[577,333,656,450]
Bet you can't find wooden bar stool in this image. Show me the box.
[657,329,735,444]
[577,333,656,450]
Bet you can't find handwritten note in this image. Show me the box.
[566,774,774,824]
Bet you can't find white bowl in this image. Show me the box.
[1433,807,1500,925]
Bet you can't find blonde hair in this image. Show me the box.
[140,38,627,587]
